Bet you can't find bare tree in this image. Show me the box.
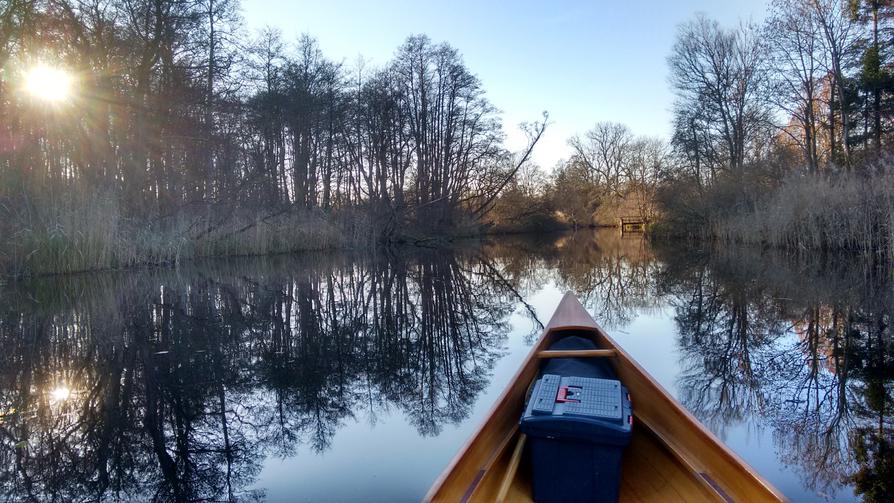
[472,113,548,217]
[766,0,827,173]
[0,0,33,69]
[671,100,723,186]
[391,35,504,228]
[566,121,666,221]
[668,15,771,172]
[550,158,598,228]
[625,137,670,220]
[810,0,857,165]
[569,121,633,194]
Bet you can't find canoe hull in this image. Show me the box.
[425,292,786,503]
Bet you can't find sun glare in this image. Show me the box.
[24,65,73,103]
[50,386,71,402]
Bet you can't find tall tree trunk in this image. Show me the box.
[834,68,852,166]
[205,0,216,200]
[829,83,837,161]
[873,3,881,147]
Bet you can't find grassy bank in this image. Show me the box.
[656,169,894,261]
[0,194,359,278]
[0,190,567,278]
[715,173,894,257]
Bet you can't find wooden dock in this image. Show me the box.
[618,216,647,233]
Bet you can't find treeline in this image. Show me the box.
[0,0,545,276]
[654,0,894,258]
[486,123,670,232]
[538,0,894,257]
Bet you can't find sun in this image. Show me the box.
[49,385,71,402]
[24,64,73,103]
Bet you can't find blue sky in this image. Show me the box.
[240,0,768,168]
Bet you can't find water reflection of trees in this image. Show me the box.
[658,246,894,500]
[658,250,787,432]
[0,249,515,501]
[3,233,891,501]
[484,230,663,329]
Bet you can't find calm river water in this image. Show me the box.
[1,231,891,502]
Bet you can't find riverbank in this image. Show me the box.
[0,195,358,278]
[0,191,570,278]
[655,169,894,261]
[716,173,894,257]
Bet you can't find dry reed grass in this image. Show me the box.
[712,172,894,260]
[0,194,350,278]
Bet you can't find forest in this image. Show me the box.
[539,0,894,262]
[0,0,548,277]
[515,0,894,262]
[4,0,894,278]
[653,0,894,260]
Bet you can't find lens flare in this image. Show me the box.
[24,65,73,102]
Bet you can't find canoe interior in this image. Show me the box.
[425,293,786,503]
[467,424,719,502]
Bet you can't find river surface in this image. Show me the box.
[1,231,891,502]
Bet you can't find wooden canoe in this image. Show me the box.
[424,292,787,502]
